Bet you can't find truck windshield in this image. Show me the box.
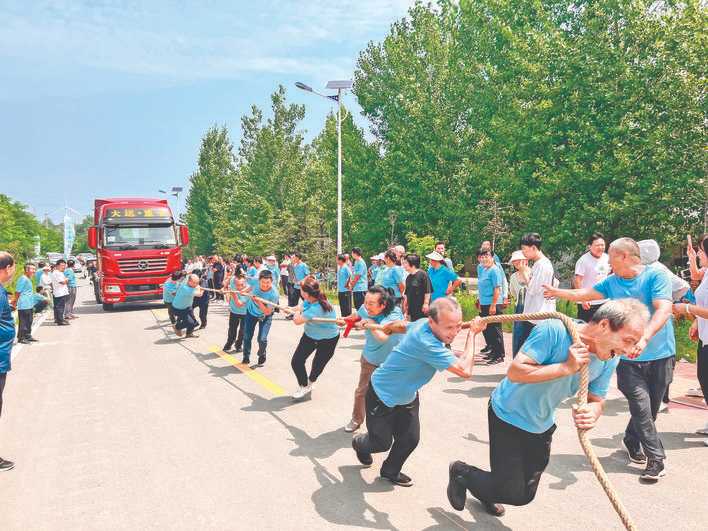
[103,224,177,250]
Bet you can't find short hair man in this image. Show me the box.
[0,251,17,471]
[352,298,476,486]
[447,299,649,517]
[50,259,70,326]
[171,274,203,338]
[11,263,37,344]
[350,247,369,309]
[434,242,454,270]
[336,254,353,317]
[574,232,610,322]
[64,259,78,320]
[516,233,555,346]
[288,253,311,318]
[476,250,505,364]
[543,237,675,481]
[242,270,280,366]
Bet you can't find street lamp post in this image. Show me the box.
[159,186,183,219]
[295,79,353,255]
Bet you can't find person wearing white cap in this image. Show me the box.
[574,233,610,322]
[265,255,280,293]
[373,254,387,286]
[426,251,460,302]
[508,250,528,357]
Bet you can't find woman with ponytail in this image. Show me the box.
[290,277,341,400]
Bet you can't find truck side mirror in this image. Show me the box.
[179,225,190,247]
[88,227,97,249]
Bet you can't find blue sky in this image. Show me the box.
[0,0,413,223]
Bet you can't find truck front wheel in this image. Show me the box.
[102,303,114,311]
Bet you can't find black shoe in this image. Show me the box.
[640,460,666,482]
[256,356,266,367]
[622,437,647,464]
[17,339,30,344]
[235,346,242,353]
[381,471,413,487]
[185,332,199,338]
[480,346,492,354]
[241,357,250,365]
[0,458,14,472]
[27,337,39,342]
[199,325,206,330]
[486,357,504,365]
[447,461,468,511]
[57,321,70,326]
[352,435,373,467]
[222,345,232,352]
[482,500,505,517]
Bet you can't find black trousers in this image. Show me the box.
[290,333,340,387]
[480,305,505,359]
[0,372,6,417]
[192,295,209,328]
[458,404,555,506]
[516,321,535,352]
[577,303,602,323]
[288,286,301,307]
[225,312,245,350]
[17,309,34,340]
[53,295,67,324]
[174,307,197,334]
[338,291,352,317]
[358,385,420,477]
[165,302,176,324]
[617,356,675,462]
[698,341,708,400]
[353,291,366,311]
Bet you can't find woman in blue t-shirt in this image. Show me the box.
[290,277,340,400]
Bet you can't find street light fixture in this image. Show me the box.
[296,78,353,255]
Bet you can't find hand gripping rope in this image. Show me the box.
[478,311,636,531]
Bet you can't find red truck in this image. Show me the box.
[87,198,189,311]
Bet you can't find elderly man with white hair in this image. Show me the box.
[171,274,203,338]
[544,237,675,482]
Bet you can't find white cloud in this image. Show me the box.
[0,0,416,85]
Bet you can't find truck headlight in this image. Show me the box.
[105,285,121,293]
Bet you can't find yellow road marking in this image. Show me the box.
[210,345,286,396]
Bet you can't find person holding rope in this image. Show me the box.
[350,247,369,310]
[172,273,203,338]
[351,297,477,487]
[447,298,649,517]
[241,269,280,367]
[544,237,675,481]
[223,275,248,353]
[337,254,353,317]
[289,277,340,400]
[344,286,405,433]
[162,270,182,325]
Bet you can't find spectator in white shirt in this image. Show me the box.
[516,232,556,346]
[50,260,70,326]
[574,232,610,322]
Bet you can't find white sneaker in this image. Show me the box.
[344,420,361,433]
[292,385,312,400]
[686,388,704,398]
[696,422,708,436]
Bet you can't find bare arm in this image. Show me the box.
[542,285,604,303]
[446,279,461,295]
[573,393,605,430]
[630,299,672,357]
[573,274,584,290]
[507,344,589,384]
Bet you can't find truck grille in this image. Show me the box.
[125,284,161,293]
[118,258,168,273]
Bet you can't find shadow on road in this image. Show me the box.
[444,386,497,400]
[424,505,512,530]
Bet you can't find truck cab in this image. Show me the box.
[87,198,189,310]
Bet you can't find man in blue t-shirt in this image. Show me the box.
[0,252,17,472]
[64,260,78,320]
[350,247,369,309]
[352,298,477,487]
[426,251,460,302]
[12,264,37,344]
[242,269,280,367]
[447,298,649,518]
[543,237,674,482]
[288,253,310,318]
[337,254,353,317]
[476,249,505,364]
[171,274,203,338]
[223,276,248,353]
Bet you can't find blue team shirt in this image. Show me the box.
[371,319,457,406]
[337,265,352,292]
[593,267,674,362]
[491,320,619,433]
[380,265,405,297]
[228,278,248,315]
[246,285,280,317]
[301,300,339,340]
[293,262,310,288]
[357,305,405,365]
[246,266,259,289]
[352,259,368,292]
[477,265,502,305]
[266,264,280,286]
[0,286,15,371]
[369,265,379,284]
[34,270,43,287]
[172,284,197,310]
[16,276,35,310]
[428,265,458,301]
[64,268,77,288]
[162,280,177,303]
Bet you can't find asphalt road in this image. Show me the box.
[1,281,706,530]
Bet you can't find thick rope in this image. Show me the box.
[478,311,636,531]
